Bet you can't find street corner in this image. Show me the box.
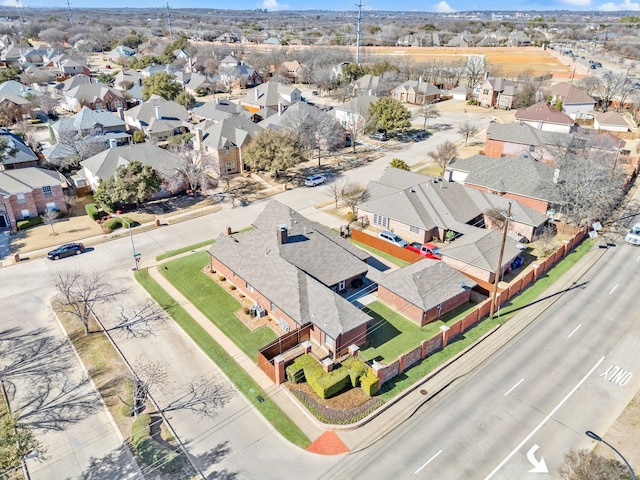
[306,431,350,455]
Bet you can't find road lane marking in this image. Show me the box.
[637,255,640,262]
[505,378,524,396]
[414,449,443,474]
[609,284,619,295]
[483,356,605,480]
[567,324,582,338]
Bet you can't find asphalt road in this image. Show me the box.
[316,229,640,479]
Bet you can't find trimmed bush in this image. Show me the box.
[85,203,99,220]
[102,216,135,231]
[307,368,351,399]
[218,275,226,281]
[342,357,369,388]
[360,368,379,396]
[17,217,43,230]
[286,363,306,384]
[131,413,184,474]
[288,354,371,399]
[229,284,236,291]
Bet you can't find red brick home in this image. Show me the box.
[208,200,374,360]
[473,76,517,109]
[377,259,477,326]
[0,167,67,230]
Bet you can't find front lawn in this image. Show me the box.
[160,251,277,360]
[359,301,476,362]
[349,240,411,267]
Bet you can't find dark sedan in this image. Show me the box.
[47,243,86,260]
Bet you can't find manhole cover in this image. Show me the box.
[420,389,428,396]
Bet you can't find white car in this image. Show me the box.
[378,230,408,248]
[625,223,640,245]
[304,174,327,187]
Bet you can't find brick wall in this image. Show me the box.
[484,138,504,158]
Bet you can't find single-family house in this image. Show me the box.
[79,143,184,195]
[392,80,442,105]
[194,115,261,175]
[592,111,630,133]
[451,85,473,101]
[352,74,381,96]
[174,71,208,96]
[54,74,93,95]
[484,122,570,163]
[333,95,377,133]
[123,96,189,141]
[0,80,38,98]
[542,83,596,120]
[217,55,262,89]
[277,60,305,83]
[208,199,374,360]
[113,69,144,92]
[507,31,531,47]
[107,45,136,63]
[514,102,576,133]
[447,154,557,214]
[62,83,126,113]
[474,76,517,109]
[0,167,67,230]
[0,94,32,124]
[190,99,250,124]
[0,131,39,170]
[237,81,302,114]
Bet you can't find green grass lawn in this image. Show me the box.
[135,269,310,448]
[349,240,411,267]
[359,301,477,362]
[415,164,441,177]
[159,251,277,360]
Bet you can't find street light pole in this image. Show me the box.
[115,215,138,271]
[585,430,636,480]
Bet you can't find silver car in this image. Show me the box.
[625,224,640,245]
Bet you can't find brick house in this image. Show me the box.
[123,96,189,141]
[208,200,374,360]
[391,80,442,105]
[0,167,67,230]
[377,259,477,326]
[473,76,517,109]
[542,83,596,120]
[0,131,39,170]
[514,102,576,133]
[62,84,127,113]
[237,81,302,115]
[194,115,261,175]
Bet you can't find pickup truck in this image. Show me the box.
[406,242,442,260]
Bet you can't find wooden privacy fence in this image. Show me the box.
[257,324,312,381]
[351,229,422,264]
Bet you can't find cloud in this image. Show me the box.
[434,1,455,12]
[597,0,640,9]
[261,0,289,10]
[560,0,592,5]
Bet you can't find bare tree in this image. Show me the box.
[325,176,348,209]
[341,181,369,221]
[414,102,440,128]
[458,122,479,146]
[465,55,487,87]
[40,209,59,236]
[53,271,125,335]
[170,141,219,193]
[52,128,108,169]
[428,140,458,175]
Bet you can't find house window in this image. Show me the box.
[270,302,274,312]
[247,283,254,292]
[21,209,30,218]
[42,186,53,198]
[410,225,419,234]
[325,334,335,349]
[46,202,56,210]
[225,145,231,154]
[529,145,535,152]
[483,89,489,95]
[16,193,26,204]
[225,162,234,173]
[338,280,346,291]
[373,213,388,228]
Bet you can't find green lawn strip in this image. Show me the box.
[156,239,216,261]
[414,164,441,177]
[359,301,476,362]
[135,269,310,449]
[159,252,277,360]
[349,240,411,267]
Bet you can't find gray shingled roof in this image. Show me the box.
[80,143,182,180]
[515,102,575,126]
[440,228,522,273]
[378,259,477,311]
[0,167,63,195]
[125,96,189,127]
[191,100,248,122]
[201,115,261,150]
[0,132,38,166]
[486,122,571,149]
[52,106,125,133]
[208,200,372,338]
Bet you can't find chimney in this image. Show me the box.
[484,71,490,80]
[194,127,203,150]
[553,168,560,184]
[108,138,117,148]
[276,224,288,244]
[138,78,142,87]
[254,88,259,101]
[117,106,124,121]
[154,105,161,120]
[278,102,283,116]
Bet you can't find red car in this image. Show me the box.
[406,242,441,260]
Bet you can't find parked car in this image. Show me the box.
[47,243,86,260]
[304,174,327,187]
[369,132,387,141]
[378,230,408,248]
[624,223,640,245]
[406,242,442,260]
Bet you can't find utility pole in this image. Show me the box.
[490,201,513,319]
[16,0,22,24]
[66,0,73,27]
[355,0,363,65]
[166,2,173,43]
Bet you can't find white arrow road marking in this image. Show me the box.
[609,284,619,295]
[567,324,582,338]
[527,444,548,473]
[414,450,442,474]
[483,356,605,479]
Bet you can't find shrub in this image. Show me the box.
[360,368,379,396]
[16,217,43,230]
[102,216,135,231]
[243,307,250,315]
[342,356,369,388]
[218,275,226,282]
[286,363,306,384]
[346,211,356,222]
[229,284,236,291]
[85,203,99,220]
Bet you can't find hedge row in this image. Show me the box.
[16,217,43,230]
[287,354,373,399]
[102,216,134,231]
[360,368,380,396]
[85,203,99,220]
[131,413,184,474]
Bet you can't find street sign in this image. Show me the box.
[133,253,141,258]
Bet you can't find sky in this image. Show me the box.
[7,0,640,14]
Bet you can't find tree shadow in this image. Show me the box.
[192,440,232,467]
[206,470,239,480]
[79,444,140,480]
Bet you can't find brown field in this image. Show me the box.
[360,46,571,78]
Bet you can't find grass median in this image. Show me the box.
[135,268,310,449]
